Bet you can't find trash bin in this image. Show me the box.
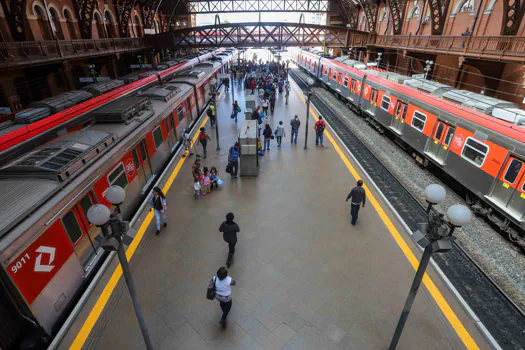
[239,120,259,176]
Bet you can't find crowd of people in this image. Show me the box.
[153,63,367,330]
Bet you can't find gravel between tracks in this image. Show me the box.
[293,69,525,311]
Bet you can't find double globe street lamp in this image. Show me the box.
[304,77,315,150]
[87,186,153,350]
[389,184,472,349]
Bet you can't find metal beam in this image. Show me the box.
[360,0,378,32]
[338,0,359,29]
[0,0,27,41]
[152,22,369,48]
[117,0,138,37]
[77,0,98,38]
[429,0,450,35]
[386,0,407,35]
[185,0,329,13]
[502,0,524,35]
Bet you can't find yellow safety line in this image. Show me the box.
[293,85,478,350]
[70,116,209,350]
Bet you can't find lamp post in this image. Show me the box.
[86,186,153,350]
[376,52,383,69]
[388,184,472,350]
[88,64,97,83]
[209,78,220,151]
[424,60,434,80]
[137,54,144,69]
[304,78,314,150]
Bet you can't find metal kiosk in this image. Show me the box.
[239,120,259,176]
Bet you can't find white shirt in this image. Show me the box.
[215,276,232,296]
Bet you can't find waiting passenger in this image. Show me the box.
[290,115,300,145]
[199,127,211,159]
[210,166,221,189]
[315,116,326,147]
[202,167,211,195]
[275,121,286,149]
[150,187,167,235]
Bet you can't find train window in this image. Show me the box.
[381,96,391,111]
[370,89,379,104]
[434,123,445,141]
[411,111,426,131]
[444,127,455,146]
[332,72,337,80]
[461,137,488,167]
[343,77,349,86]
[177,106,184,122]
[108,163,128,189]
[139,141,148,162]
[62,211,83,245]
[79,194,95,224]
[132,148,141,170]
[351,79,357,92]
[504,159,522,184]
[153,126,163,149]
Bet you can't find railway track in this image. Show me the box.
[290,69,525,349]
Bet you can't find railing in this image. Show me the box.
[374,35,525,62]
[0,38,151,67]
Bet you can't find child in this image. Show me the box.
[202,167,211,194]
[210,167,220,189]
[182,128,193,157]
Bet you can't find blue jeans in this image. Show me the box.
[233,111,238,122]
[264,138,270,150]
[291,129,298,144]
[350,204,360,225]
[315,132,324,146]
[154,209,167,230]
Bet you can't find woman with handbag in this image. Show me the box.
[263,123,273,152]
[207,266,236,328]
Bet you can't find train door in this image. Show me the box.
[367,88,379,116]
[138,139,153,181]
[165,115,177,151]
[62,204,97,271]
[390,100,407,133]
[425,121,453,164]
[490,156,525,220]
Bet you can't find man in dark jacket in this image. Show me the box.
[219,212,240,267]
[345,180,366,225]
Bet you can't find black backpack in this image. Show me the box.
[317,122,325,133]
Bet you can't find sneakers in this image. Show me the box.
[219,319,226,329]
[164,222,167,228]
[156,230,160,235]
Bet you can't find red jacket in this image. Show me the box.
[315,120,326,132]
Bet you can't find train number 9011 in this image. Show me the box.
[11,253,31,274]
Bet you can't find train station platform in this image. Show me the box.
[59,78,490,350]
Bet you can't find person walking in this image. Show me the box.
[263,123,273,151]
[182,128,193,157]
[150,187,167,235]
[228,142,240,178]
[290,115,300,144]
[199,127,211,158]
[275,121,285,149]
[262,98,269,116]
[315,116,326,147]
[345,180,366,225]
[220,212,240,267]
[209,266,236,328]
[232,100,241,123]
[207,103,216,127]
[269,93,276,115]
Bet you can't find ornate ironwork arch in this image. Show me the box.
[338,0,359,29]
[502,0,524,35]
[360,0,379,32]
[0,0,28,41]
[429,0,451,35]
[118,0,138,36]
[76,0,98,38]
[386,0,407,34]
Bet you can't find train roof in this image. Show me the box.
[366,70,411,84]
[403,79,453,97]
[0,81,194,241]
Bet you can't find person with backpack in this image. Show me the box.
[232,100,241,123]
[199,127,211,158]
[263,124,273,151]
[219,212,240,267]
[345,180,366,225]
[315,116,326,147]
[290,115,300,145]
[227,142,240,178]
[275,121,285,149]
[207,266,236,328]
[149,187,167,235]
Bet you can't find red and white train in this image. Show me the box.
[295,48,525,246]
[0,48,235,348]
